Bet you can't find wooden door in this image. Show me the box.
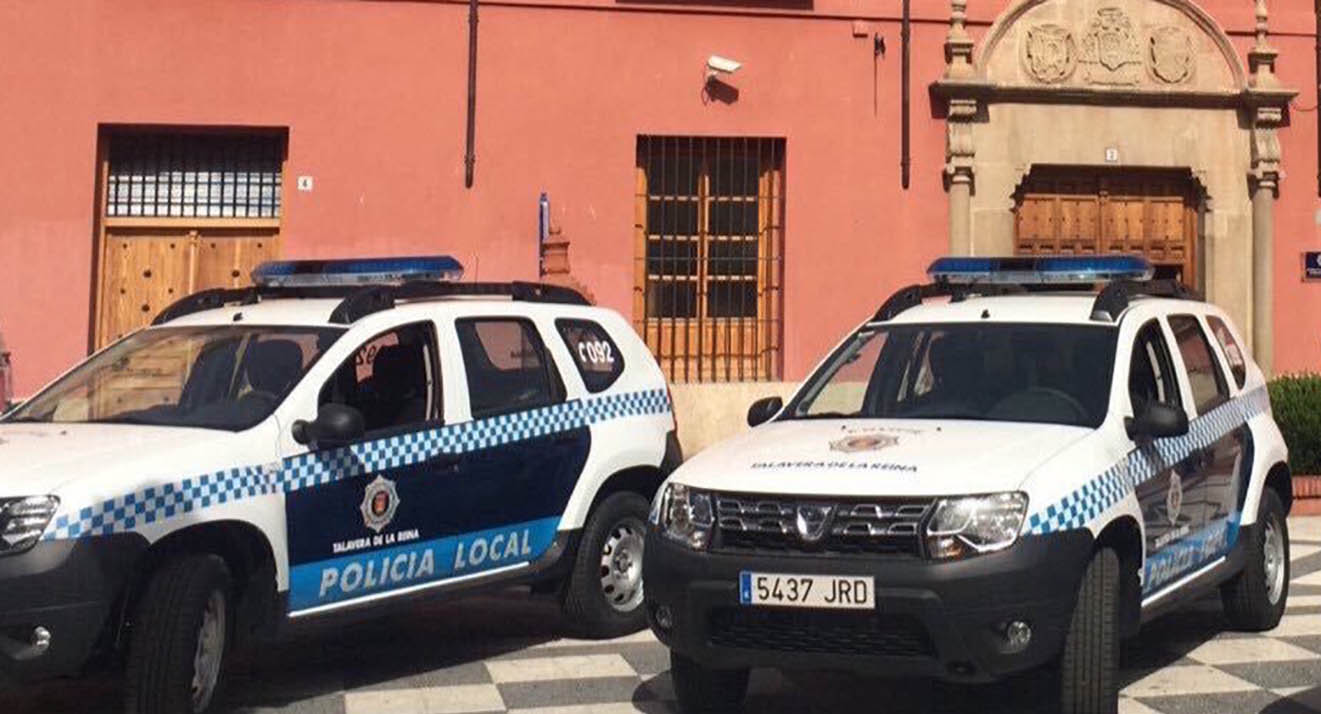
[92,129,285,349]
[95,220,280,349]
[1014,168,1199,285]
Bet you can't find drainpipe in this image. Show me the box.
[901,0,911,190]
[464,0,479,188]
[1316,0,1320,196]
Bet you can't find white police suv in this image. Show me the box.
[645,256,1291,714]
[0,257,678,713]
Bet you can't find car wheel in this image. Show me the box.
[1222,488,1290,631]
[125,554,232,714]
[562,491,650,638]
[1058,547,1121,714]
[670,650,749,714]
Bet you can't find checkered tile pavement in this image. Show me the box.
[7,518,1321,714]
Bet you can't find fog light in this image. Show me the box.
[1004,620,1032,653]
[31,626,50,653]
[654,605,675,631]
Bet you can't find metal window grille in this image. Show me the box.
[105,132,284,218]
[634,136,784,382]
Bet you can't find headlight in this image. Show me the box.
[0,496,59,555]
[650,483,714,550]
[925,492,1027,560]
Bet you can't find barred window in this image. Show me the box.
[105,131,284,218]
[634,136,784,382]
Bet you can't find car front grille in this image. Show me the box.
[708,607,936,658]
[714,493,933,557]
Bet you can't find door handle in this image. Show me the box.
[428,454,461,471]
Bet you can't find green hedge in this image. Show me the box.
[1269,374,1321,475]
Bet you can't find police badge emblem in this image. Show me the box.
[1166,473,1183,526]
[360,475,400,533]
[830,433,900,453]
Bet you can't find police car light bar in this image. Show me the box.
[927,255,1154,285]
[251,256,465,288]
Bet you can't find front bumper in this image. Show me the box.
[644,529,1093,683]
[0,534,146,682]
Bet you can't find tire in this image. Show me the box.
[670,650,749,714]
[1058,547,1121,714]
[125,554,233,714]
[562,491,651,638]
[1222,488,1290,631]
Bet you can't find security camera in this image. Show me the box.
[706,55,742,80]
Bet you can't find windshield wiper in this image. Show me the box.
[87,415,159,426]
[790,411,858,420]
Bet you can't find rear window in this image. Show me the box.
[456,318,564,418]
[1206,315,1247,389]
[1169,315,1230,415]
[556,319,624,393]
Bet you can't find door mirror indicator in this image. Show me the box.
[747,396,784,427]
[293,404,366,446]
[1125,402,1188,441]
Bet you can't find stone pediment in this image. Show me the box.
[978,0,1245,95]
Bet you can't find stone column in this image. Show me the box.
[1251,174,1276,374]
[947,99,977,255]
[941,0,978,255]
[1245,0,1286,375]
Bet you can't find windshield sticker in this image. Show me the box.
[751,460,917,473]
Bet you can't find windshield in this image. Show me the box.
[787,322,1118,428]
[6,326,344,431]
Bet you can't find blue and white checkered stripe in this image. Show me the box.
[1026,386,1270,536]
[42,388,671,541]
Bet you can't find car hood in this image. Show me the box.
[671,418,1093,497]
[0,422,246,495]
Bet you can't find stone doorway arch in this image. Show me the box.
[932,0,1296,372]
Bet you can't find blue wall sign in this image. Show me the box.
[1306,252,1321,281]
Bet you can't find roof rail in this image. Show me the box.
[152,287,260,326]
[328,281,590,324]
[872,282,1027,322]
[1089,279,1201,322]
[152,280,591,326]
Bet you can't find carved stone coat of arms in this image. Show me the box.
[1022,24,1077,84]
[1149,26,1194,84]
[1079,7,1143,86]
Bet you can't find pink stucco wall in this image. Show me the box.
[0,0,1317,395]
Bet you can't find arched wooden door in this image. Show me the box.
[1014,167,1200,286]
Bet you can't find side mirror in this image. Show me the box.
[292,404,366,447]
[1125,402,1188,441]
[747,396,784,428]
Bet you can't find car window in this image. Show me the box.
[7,326,343,431]
[801,328,890,416]
[1128,320,1181,416]
[319,322,440,435]
[787,323,1117,428]
[555,319,624,393]
[457,318,564,418]
[1206,315,1247,389]
[1168,315,1229,415]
